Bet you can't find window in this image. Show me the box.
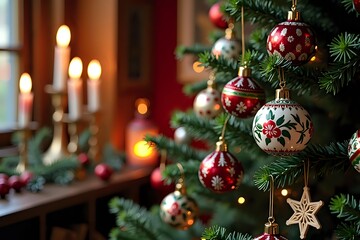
[0,0,23,131]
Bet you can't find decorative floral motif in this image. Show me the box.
[347,129,360,173]
[167,202,180,216]
[252,98,313,156]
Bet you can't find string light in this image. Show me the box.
[238,196,246,204]
[281,189,289,196]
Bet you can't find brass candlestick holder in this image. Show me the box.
[16,127,30,173]
[87,111,99,161]
[66,118,79,155]
[43,85,68,165]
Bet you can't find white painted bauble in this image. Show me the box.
[348,129,360,173]
[193,86,223,119]
[212,37,241,60]
[252,98,313,156]
[174,127,191,145]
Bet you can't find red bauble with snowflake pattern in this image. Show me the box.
[267,10,316,65]
[198,138,244,193]
[193,81,223,119]
[222,67,265,119]
[254,233,288,240]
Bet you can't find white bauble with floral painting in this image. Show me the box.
[252,89,313,156]
[348,129,360,173]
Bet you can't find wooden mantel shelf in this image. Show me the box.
[0,165,153,240]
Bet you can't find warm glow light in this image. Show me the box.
[281,189,288,196]
[87,59,102,80]
[192,61,204,73]
[310,56,316,61]
[135,98,149,115]
[238,197,246,204]
[19,73,32,93]
[56,25,71,48]
[133,140,154,157]
[68,57,83,79]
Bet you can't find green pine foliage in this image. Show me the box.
[110,0,360,239]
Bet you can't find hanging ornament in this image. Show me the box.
[286,161,323,239]
[347,129,360,173]
[212,22,241,60]
[174,127,191,145]
[354,0,360,13]
[252,70,313,156]
[209,2,228,29]
[199,134,244,193]
[266,2,316,65]
[150,150,175,195]
[222,66,266,118]
[160,163,198,230]
[193,73,223,119]
[254,176,288,240]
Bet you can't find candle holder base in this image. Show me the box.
[16,128,30,173]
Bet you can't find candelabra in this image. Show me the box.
[42,85,68,165]
[16,127,30,173]
[87,111,99,161]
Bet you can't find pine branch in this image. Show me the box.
[329,194,360,222]
[254,141,350,191]
[175,44,212,59]
[108,197,164,240]
[341,0,360,16]
[201,225,252,240]
[145,134,208,162]
[333,222,360,240]
[198,51,239,74]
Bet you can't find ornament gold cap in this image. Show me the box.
[264,221,280,235]
[216,137,227,152]
[238,66,252,77]
[275,88,290,100]
[287,9,300,21]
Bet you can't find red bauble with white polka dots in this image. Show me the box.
[267,10,316,65]
[193,82,223,119]
[198,138,244,193]
[221,67,265,119]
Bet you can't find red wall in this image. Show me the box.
[152,0,193,137]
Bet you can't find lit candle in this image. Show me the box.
[67,57,83,121]
[87,59,101,113]
[18,73,34,128]
[53,25,71,91]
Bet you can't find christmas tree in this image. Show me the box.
[109,0,360,239]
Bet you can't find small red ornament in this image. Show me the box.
[209,2,228,29]
[222,67,265,118]
[78,153,90,166]
[150,167,174,193]
[354,0,360,13]
[94,163,113,181]
[0,173,9,181]
[267,9,316,65]
[198,138,244,193]
[20,171,33,186]
[0,179,10,198]
[8,175,23,192]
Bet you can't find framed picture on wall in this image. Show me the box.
[177,0,214,83]
[118,0,152,90]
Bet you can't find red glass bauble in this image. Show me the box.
[209,2,228,29]
[354,0,360,13]
[198,142,244,193]
[253,233,288,240]
[222,68,265,119]
[0,179,10,198]
[150,167,175,193]
[94,163,113,181]
[267,20,316,65]
[8,175,23,192]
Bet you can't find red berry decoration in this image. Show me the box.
[222,66,265,118]
[0,179,10,198]
[78,153,90,166]
[193,78,223,120]
[94,163,113,181]
[20,171,34,186]
[0,173,9,181]
[267,8,316,65]
[209,2,228,29]
[354,0,360,13]
[198,137,244,193]
[8,175,23,192]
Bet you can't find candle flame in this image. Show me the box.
[19,73,32,93]
[87,59,102,80]
[56,25,71,48]
[69,57,83,79]
[133,140,154,157]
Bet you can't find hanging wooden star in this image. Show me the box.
[286,186,323,239]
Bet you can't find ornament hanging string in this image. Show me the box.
[278,68,286,89]
[220,114,231,141]
[241,5,245,65]
[292,0,297,11]
[304,159,309,187]
[268,175,275,223]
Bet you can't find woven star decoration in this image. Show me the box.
[286,186,323,239]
